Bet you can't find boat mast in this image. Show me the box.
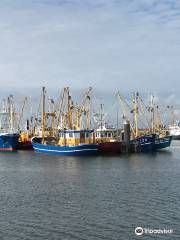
[0,99,6,132]
[116,102,119,130]
[150,95,155,133]
[85,88,92,130]
[100,103,104,136]
[42,86,46,143]
[167,105,174,126]
[133,92,139,138]
[8,95,14,133]
[67,87,73,129]
[17,97,27,131]
[75,87,92,130]
[117,91,135,136]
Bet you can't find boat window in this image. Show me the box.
[75,133,79,138]
[69,132,73,138]
[86,133,89,138]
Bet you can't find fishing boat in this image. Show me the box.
[0,96,19,150]
[166,106,180,140]
[32,87,98,155]
[117,91,172,152]
[94,104,122,154]
[131,134,172,152]
[147,95,172,150]
[153,135,172,150]
[125,92,156,152]
[168,122,180,140]
[16,99,33,150]
[0,133,19,151]
[32,129,98,155]
[94,126,121,154]
[130,134,155,152]
[17,132,33,150]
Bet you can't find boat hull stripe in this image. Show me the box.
[34,147,98,153]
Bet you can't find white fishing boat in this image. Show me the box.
[169,121,180,140]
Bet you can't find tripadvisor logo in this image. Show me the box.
[135,227,173,236]
[135,227,144,236]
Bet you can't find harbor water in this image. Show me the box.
[0,142,180,239]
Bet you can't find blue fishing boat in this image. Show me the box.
[131,134,155,152]
[32,87,98,156]
[0,96,19,151]
[32,130,98,155]
[0,133,19,151]
[131,134,172,152]
[153,135,172,150]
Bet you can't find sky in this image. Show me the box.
[0,0,180,94]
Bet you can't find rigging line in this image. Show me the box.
[138,97,151,130]
[34,90,43,131]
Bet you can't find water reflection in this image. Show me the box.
[0,149,179,239]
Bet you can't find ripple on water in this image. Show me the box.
[0,150,179,239]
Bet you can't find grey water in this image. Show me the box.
[0,142,180,240]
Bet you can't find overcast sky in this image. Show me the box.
[0,0,180,93]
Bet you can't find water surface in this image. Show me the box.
[0,142,180,239]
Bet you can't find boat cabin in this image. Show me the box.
[58,129,95,146]
[95,127,116,143]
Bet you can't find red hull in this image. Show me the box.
[98,142,122,154]
[0,148,16,151]
[17,141,33,150]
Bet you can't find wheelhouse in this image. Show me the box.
[58,129,95,146]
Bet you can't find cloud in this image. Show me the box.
[0,0,179,93]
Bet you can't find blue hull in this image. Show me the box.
[32,138,98,155]
[0,133,19,151]
[131,135,155,153]
[140,142,153,152]
[131,135,172,152]
[153,136,172,150]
